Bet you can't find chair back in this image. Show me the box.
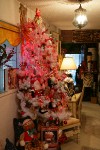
[79,87,84,109]
[77,87,84,120]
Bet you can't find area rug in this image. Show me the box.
[82,146,100,150]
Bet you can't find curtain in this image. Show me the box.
[0,21,21,46]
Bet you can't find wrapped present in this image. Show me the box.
[25,141,44,150]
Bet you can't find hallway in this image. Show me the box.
[61,102,100,150]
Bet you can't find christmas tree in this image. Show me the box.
[17,8,71,125]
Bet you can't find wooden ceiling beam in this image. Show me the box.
[61,30,100,43]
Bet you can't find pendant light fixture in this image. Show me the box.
[73,0,88,29]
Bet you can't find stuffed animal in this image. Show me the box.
[19,118,39,147]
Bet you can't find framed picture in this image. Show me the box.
[8,68,18,89]
[41,126,59,148]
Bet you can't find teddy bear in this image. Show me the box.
[19,118,39,147]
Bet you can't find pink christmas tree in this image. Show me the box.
[17,9,71,124]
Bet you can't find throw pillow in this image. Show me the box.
[71,92,81,102]
[5,138,17,150]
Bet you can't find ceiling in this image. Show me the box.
[17,0,100,30]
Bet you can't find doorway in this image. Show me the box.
[65,53,84,85]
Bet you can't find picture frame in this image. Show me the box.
[41,126,59,149]
[8,68,18,89]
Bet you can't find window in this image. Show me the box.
[0,41,21,93]
[0,21,21,93]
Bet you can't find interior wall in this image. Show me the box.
[0,0,20,26]
[0,0,59,32]
[0,90,18,149]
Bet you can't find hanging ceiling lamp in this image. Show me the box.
[73,0,88,29]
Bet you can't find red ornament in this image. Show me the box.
[63,120,67,125]
[49,116,53,121]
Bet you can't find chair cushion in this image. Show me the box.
[71,92,81,102]
[66,117,80,125]
[13,117,28,145]
[60,117,80,130]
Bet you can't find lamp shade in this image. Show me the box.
[60,57,77,70]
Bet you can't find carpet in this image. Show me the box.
[82,146,100,150]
